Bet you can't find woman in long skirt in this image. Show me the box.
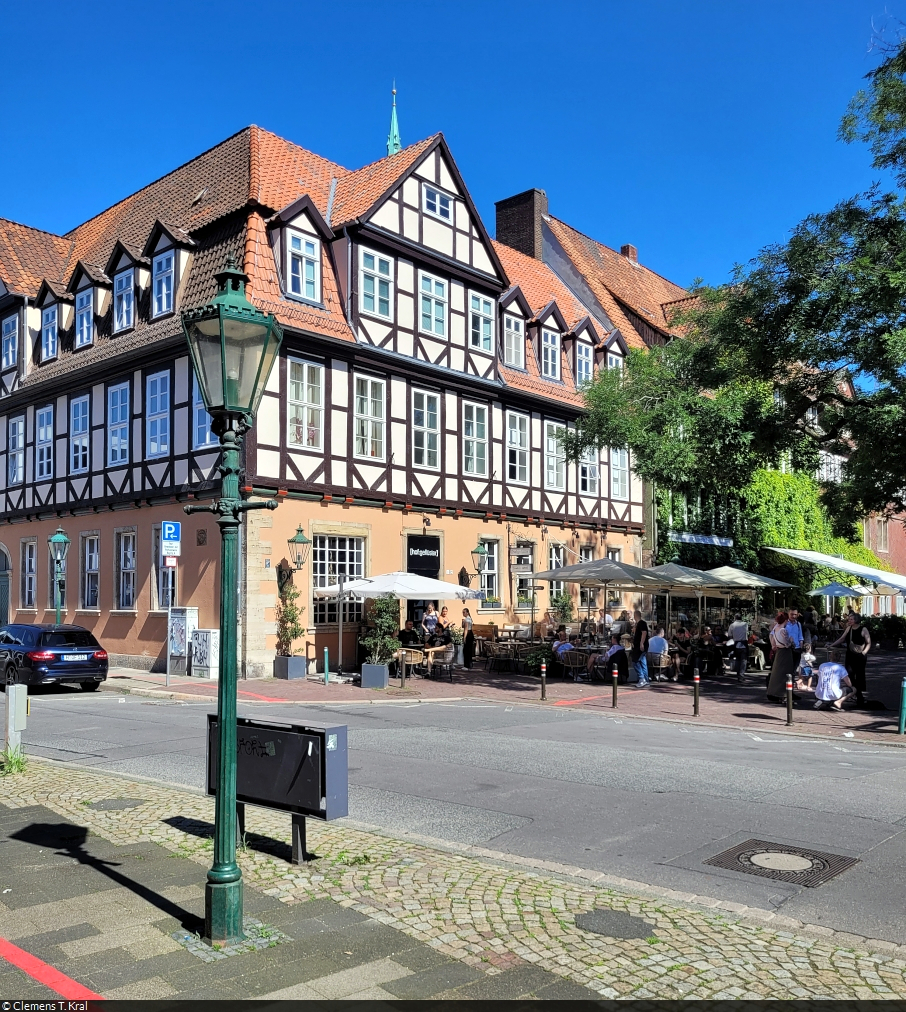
[767,610,796,702]
[461,607,475,669]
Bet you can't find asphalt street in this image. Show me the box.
[15,688,906,944]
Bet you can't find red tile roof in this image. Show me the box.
[545,216,688,340]
[0,219,72,297]
[330,135,439,226]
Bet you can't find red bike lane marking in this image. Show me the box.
[0,936,103,999]
[552,694,610,706]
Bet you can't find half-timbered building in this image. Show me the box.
[0,125,687,674]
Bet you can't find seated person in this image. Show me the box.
[695,625,722,678]
[813,661,853,710]
[647,626,672,681]
[552,630,574,658]
[588,633,628,681]
[398,620,420,646]
[748,631,766,671]
[671,626,693,678]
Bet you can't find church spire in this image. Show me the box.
[386,84,401,156]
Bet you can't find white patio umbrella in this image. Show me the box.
[315,572,481,674]
[808,582,862,597]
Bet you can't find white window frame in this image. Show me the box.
[469,293,494,352]
[8,416,24,486]
[2,314,18,370]
[541,328,560,380]
[192,375,216,450]
[506,411,528,484]
[354,375,385,460]
[412,389,440,470]
[21,540,36,610]
[419,272,447,337]
[545,421,566,491]
[114,269,134,332]
[41,306,58,361]
[152,252,174,317]
[75,289,94,347]
[359,247,393,320]
[288,358,324,452]
[312,535,365,625]
[70,396,89,474]
[422,183,453,222]
[548,543,565,595]
[611,447,629,500]
[576,343,593,386]
[479,539,498,606]
[607,352,623,372]
[81,534,100,610]
[146,371,170,458]
[116,530,136,610]
[579,446,599,495]
[108,382,130,465]
[153,525,177,611]
[579,545,596,607]
[287,230,321,302]
[503,314,524,368]
[36,405,53,480]
[878,517,889,553]
[463,401,488,476]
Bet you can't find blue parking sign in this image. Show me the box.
[162,521,182,558]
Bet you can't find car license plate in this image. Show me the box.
[63,654,86,661]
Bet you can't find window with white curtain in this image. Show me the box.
[36,406,53,479]
[41,306,57,360]
[463,402,488,476]
[541,329,560,379]
[21,540,36,609]
[576,343,593,385]
[152,252,174,316]
[611,447,629,500]
[81,534,99,609]
[545,421,566,490]
[504,315,524,368]
[480,540,498,605]
[413,390,439,469]
[114,269,134,331]
[288,359,324,451]
[116,531,136,609]
[146,372,170,457]
[548,543,565,595]
[75,290,94,347]
[108,383,129,465]
[354,376,385,459]
[287,232,320,301]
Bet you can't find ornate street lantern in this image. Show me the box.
[48,527,70,627]
[287,525,312,571]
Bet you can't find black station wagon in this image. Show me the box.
[0,624,108,690]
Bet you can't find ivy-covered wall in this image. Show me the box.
[656,470,888,602]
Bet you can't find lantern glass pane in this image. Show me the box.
[222,316,270,412]
[187,316,224,410]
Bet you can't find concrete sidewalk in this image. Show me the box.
[100,650,906,745]
[2,760,906,999]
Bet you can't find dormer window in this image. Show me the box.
[2,314,18,370]
[576,343,593,385]
[114,269,134,332]
[423,184,452,222]
[152,252,174,317]
[469,294,494,352]
[503,315,524,368]
[607,352,623,372]
[41,306,58,360]
[287,232,320,302]
[75,290,94,347]
[541,328,560,380]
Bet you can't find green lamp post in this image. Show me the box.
[470,541,488,580]
[181,256,283,945]
[48,527,70,627]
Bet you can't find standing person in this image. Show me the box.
[631,609,650,687]
[727,613,749,682]
[830,613,871,706]
[437,606,451,634]
[786,608,808,671]
[766,611,798,703]
[421,603,439,642]
[461,607,475,670]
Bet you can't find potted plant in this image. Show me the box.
[449,624,465,665]
[359,596,400,688]
[551,591,573,624]
[274,582,306,679]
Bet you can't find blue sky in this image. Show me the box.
[1,0,898,288]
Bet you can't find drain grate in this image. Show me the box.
[705,838,858,887]
[575,909,654,939]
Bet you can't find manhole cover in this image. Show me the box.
[88,798,145,811]
[575,909,654,939]
[705,839,858,887]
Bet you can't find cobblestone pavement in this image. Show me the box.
[102,649,906,745]
[4,760,906,999]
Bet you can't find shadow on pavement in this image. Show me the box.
[163,815,313,864]
[10,821,203,933]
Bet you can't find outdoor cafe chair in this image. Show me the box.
[560,649,589,682]
[398,648,429,679]
[647,651,673,682]
[430,644,456,681]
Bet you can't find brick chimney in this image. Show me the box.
[495,188,548,259]
[621,244,638,263]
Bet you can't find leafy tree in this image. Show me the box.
[275,581,306,656]
[565,36,906,537]
[360,596,401,665]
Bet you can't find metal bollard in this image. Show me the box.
[899,676,906,735]
[323,647,330,685]
[541,662,547,701]
[612,662,619,708]
[786,676,794,726]
[693,671,700,716]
